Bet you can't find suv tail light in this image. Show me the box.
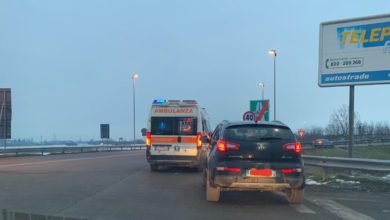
[216,167,241,172]
[146,132,151,150]
[197,132,202,150]
[217,140,240,153]
[282,168,302,174]
[283,142,302,154]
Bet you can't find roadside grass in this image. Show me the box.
[304,166,324,182]
[303,147,390,192]
[303,145,390,160]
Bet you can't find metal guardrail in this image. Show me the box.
[302,155,390,180]
[302,155,390,172]
[2,145,389,173]
[0,144,146,157]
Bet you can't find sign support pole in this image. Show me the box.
[348,85,355,158]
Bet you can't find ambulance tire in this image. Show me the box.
[195,161,203,172]
[150,164,159,172]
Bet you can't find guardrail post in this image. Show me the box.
[322,167,331,181]
[62,148,65,154]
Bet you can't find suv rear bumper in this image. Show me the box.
[212,173,305,191]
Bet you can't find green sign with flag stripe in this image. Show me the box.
[250,100,270,121]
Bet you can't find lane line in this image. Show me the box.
[310,199,375,220]
[0,151,144,168]
[329,197,377,202]
[290,204,316,214]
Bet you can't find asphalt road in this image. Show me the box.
[0,151,389,220]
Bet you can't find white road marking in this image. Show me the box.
[327,197,377,202]
[0,152,144,168]
[290,204,316,214]
[310,199,375,220]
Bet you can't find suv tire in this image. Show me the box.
[286,188,304,204]
[206,171,220,202]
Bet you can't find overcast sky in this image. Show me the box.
[1,0,390,141]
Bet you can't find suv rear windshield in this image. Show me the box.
[224,125,295,142]
[151,117,197,136]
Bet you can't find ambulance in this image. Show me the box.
[145,99,212,171]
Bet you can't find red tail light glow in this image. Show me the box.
[197,132,202,150]
[217,140,226,152]
[217,140,239,152]
[146,132,151,150]
[216,167,241,172]
[283,142,302,154]
[282,168,302,174]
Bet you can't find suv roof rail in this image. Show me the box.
[272,120,285,125]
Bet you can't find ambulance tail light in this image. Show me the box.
[197,132,202,150]
[146,132,151,150]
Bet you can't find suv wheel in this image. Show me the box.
[206,170,220,202]
[150,164,159,172]
[286,188,304,204]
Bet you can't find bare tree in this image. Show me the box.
[326,105,360,139]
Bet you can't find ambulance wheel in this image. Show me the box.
[150,164,159,172]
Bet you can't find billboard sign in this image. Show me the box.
[319,14,390,87]
[0,88,12,139]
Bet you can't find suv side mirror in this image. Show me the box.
[141,128,147,136]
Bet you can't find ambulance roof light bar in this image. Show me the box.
[152,99,198,106]
[153,99,167,104]
[182,100,197,104]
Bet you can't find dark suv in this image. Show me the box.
[203,121,305,203]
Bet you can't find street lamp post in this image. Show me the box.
[131,73,139,146]
[258,82,265,101]
[268,49,277,121]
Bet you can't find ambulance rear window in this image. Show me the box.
[151,117,197,136]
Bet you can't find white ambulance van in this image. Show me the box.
[145,99,212,171]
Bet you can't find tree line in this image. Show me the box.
[300,105,390,142]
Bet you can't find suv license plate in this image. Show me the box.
[246,169,276,177]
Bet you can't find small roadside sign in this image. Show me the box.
[298,129,305,138]
[243,111,256,121]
